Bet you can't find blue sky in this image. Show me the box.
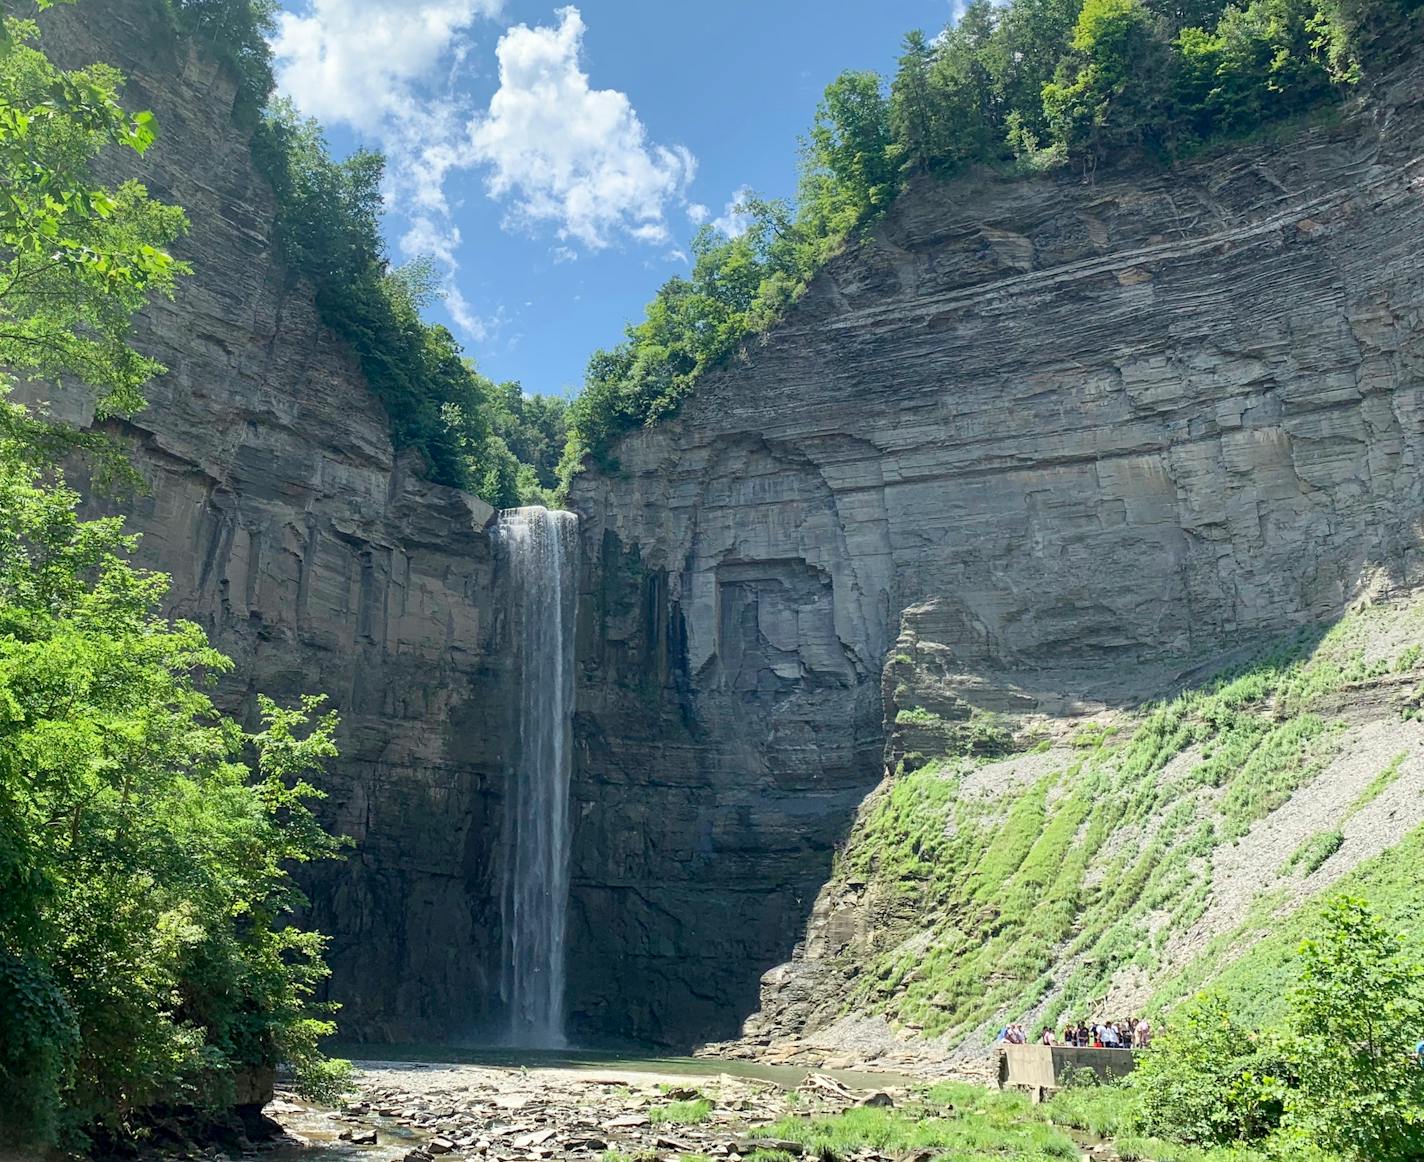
[271,1,956,396]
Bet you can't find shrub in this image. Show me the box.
[1134,897,1424,1160]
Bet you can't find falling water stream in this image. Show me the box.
[494,506,578,1049]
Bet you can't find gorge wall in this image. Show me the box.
[568,60,1424,1046]
[39,0,1424,1052]
[38,1,520,1042]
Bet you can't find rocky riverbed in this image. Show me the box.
[236,1060,912,1162]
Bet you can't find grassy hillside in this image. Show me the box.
[826,598,1424,1046]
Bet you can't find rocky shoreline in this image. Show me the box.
[217,1059,921,1162]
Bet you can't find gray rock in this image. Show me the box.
[568,51,1424,1047]
[35,0,512,1042]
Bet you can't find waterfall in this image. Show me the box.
[494,506,578,1049]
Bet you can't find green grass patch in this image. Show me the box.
[758,1081,1275,1162]
[763,1083,1078,1161]
[1344,751,1407,820]
[834,607,1420,1041]
[649,1098,714,1125]
[1282,830,1344,876]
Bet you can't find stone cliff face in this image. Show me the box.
[38,0,1424,1053]
[39,1,516,1041]
[569,61,1424,1047]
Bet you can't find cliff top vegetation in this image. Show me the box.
[142,0,1419,508]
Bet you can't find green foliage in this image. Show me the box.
[1343,751,1406,818]
[0,401,351,1148]
[763,1082,1080,1160]
[649,1098,714,1125]
[1136,898,1424,1161]
[1134,994,1292,1143]
[0,24,347,1146]
[1282,830,1345,876]
[0,17,188,421]
[488,379,569,506]
[1279,897,1424,1160]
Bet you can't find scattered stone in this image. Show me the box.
[351,1129,378,1145]
[427,1138,456,1155]
[513,1129,557,1148]
[857,1092,895,1108]
[605,1114,649,1129]
[740,1140,805,1156]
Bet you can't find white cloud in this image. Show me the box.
[467,7,696,250]
[272,0,505,343]
[444,287,506,342]
[272,0,500,135]
[687,203,710,226]
[712,185,755,239]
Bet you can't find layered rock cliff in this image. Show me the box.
[38,1,515,1041]
[568,59,1424,1048]
[38,0,1424,1054]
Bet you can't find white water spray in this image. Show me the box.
[495,506,578,1048]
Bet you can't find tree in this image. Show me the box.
[927,1,1003,167]
[1132,993,1292,1144]
[984,0,1084,140]
[0,427,350,1144]
[889,30,942,173]
[1042,0,1171,162]
[0,18,348,1147]
[1281,896,1424,1161]
[799,71,898,244]
[1135,897,1424,1160]
[0,13,188,421]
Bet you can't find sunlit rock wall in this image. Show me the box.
[569,62,1424,1046]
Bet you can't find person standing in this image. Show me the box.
[1136,1017,1153,1049]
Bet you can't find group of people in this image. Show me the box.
[997,1018,1152,1050]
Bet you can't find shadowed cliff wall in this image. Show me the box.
[38,0,517,1041]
